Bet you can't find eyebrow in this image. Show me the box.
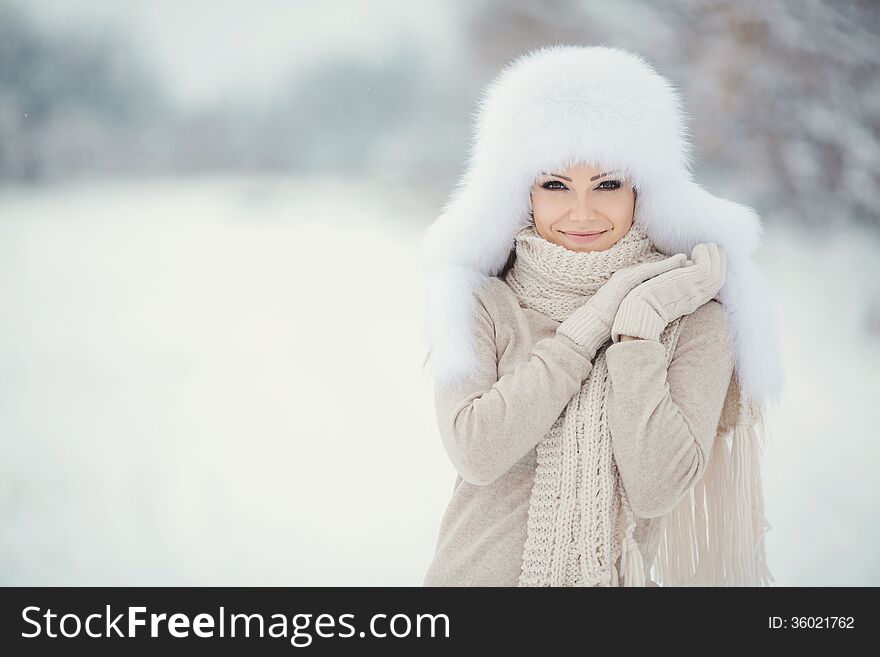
[542,171,615,182]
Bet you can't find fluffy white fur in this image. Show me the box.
[420,44,784,406]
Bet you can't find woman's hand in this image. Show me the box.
[610,243,726,343]
[556,253,688,360]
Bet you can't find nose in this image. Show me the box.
[570,193,597,223]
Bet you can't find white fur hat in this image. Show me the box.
[420,43,784,406]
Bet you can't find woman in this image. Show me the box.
[420,45,784,587]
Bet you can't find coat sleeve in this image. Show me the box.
[604,300,734,518]
[433,283,595,486]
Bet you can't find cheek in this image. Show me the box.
[595,193,634,220]
[532,192,568,215]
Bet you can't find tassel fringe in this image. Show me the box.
[621,537,646,587]
[653,396,774,586]
[619,491,646,587]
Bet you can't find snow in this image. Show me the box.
[758,219,880,586]
[0,175,439,584]
[0,176,876,586]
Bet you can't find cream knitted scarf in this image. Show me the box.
[503,222,773,587]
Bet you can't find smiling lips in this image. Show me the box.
[561,230,606,243]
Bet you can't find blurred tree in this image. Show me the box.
[0,4,168,183]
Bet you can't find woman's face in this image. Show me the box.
[530,161,636,252]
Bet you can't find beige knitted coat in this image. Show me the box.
[423,228,771,586]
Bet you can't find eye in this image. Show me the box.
[596,179,622,190]
[541,180,568,191]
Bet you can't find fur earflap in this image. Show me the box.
[420,44,784,406]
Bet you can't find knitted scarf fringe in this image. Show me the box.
[652,394,774,586]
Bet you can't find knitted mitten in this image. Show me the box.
[610,243,726,343]
[556,253,688,360]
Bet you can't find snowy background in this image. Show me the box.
[0,0,878,586]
